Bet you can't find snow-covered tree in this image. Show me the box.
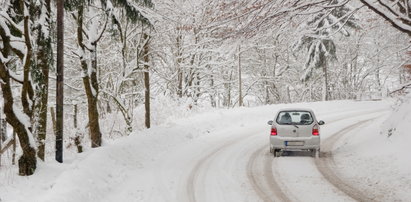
[65,0,152,146]
[293,0,360,101]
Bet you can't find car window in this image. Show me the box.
[276,111,313,125]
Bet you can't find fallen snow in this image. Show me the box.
[1,99,410,202]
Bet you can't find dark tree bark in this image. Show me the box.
[322,64,329,101]
[0,62,37,176]
[238,45,243,107]
[56,0,64,163]
[33,0,51,161]
[76,5,102,148]
[0,8,37,175]
[143,33,151,129]
[176,34,183,98]
[73,104,83,153]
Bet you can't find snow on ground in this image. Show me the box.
[0,100,410,202]
[333,96,411,201]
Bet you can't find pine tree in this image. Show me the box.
[293,0,360,101]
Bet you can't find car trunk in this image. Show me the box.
[277,124,312,137]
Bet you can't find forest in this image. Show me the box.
[0,0,410,176]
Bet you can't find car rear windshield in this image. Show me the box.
[276,111,313,125]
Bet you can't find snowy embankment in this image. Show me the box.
[333,96,411,201]
[1,100,410,202]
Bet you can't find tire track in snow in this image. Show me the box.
[185,109,388,202]
[186,138,245,202]
[315,119,380,202]
[247,146,291,202]
[245,110,369,202]
[247,110,388,202]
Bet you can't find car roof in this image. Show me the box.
[276,108,315,112]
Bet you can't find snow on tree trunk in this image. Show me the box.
[32,0,51,161]
[76,5,102,148]
[0,63,37,176]
[0,4,38,175]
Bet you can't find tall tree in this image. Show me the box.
[31,0,53,161]
[143,32,151,128]
[293,0,360,101]
[0,0,36,175]
[56,0,64,162]
[66,0,153,146]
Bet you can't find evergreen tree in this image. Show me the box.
[293,0,360,101]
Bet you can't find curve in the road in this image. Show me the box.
[247,111,387,202]
[315,119,381,202]
[184,109,388,202]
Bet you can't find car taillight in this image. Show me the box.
[271,127,277,136]
[312,125,319,136]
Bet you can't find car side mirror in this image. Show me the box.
[267,120,273,125]
[318,120,325,125]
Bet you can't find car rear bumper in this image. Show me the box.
[270,136,320,150]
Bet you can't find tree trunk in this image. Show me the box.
[33,0,51,161]
[238,45,243,107]
[210,74,216,107]
[0,9,37,176]
[0,63,36,175]
[83,52,102,147]
[12,132,16,165]
[322,64,329,101]
[89,45,102,147]
[77,5,102,148]
[56,0,64,162]
[224,70,233,107]
[143,33,151,129]
[176,35,183,98]
[73,105,83,153]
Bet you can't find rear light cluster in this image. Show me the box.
[271,127,277,136]
[312,124,319,136]
[270,126,319,136]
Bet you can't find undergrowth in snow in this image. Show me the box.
[381,92,411,138]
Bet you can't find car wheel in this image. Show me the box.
[311,149,320,158]
[310,149,315,157]
[316,149,320,158]
[273,149,280,157]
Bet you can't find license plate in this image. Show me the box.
[285,141,304,146]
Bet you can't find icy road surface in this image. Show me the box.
[1,100,410,202]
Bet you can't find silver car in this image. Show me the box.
[267,108,325,158]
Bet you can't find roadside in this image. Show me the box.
[330,114,411,201]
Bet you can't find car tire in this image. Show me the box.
[273,149,280,157]
[311,149,320,158]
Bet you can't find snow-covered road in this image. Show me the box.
[147,108,388,202]
[2,100,410,202]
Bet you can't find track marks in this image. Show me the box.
[315,119,379,202]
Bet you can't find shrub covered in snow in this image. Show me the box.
[381,91,411,138]
[132,95,211,131]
